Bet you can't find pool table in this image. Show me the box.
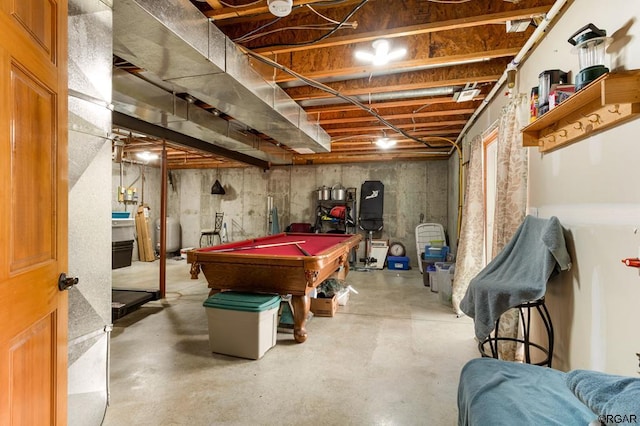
[187,232,362,343]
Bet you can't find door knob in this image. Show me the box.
[58,273,79,291]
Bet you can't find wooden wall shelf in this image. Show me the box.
[522,70,640,153]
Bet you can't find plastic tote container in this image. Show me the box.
[423,245,449,264]
[424,263,436,288]
[387,256,409,270]
[415,223,446,273]
[434,262,455,305]
[203,292,281,360]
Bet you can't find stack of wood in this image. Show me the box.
[135,205,155,262]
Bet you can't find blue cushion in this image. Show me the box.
[458,358,595,425]
[566,370,640,425]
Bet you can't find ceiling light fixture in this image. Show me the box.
[375,137,396,149]
[267,0,293,17]
[210,179,226,195]
[136,151,159,162]
[355,39,407,66]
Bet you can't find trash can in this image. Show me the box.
[112,213,135,269]
[112,240,134,269]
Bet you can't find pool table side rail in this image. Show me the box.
[188,233,362,296]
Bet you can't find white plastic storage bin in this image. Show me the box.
[337,288,350,306]
[434,262,455,305]
[203,292,280,360]
[111,218,135,242]
[415,223,446,273]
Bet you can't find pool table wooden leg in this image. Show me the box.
[291,295,310,343]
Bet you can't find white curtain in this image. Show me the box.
[451,135,484,316]
[491,99,529,361]
[453,99,529,361]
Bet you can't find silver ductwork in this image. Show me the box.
[112,68,292,165]
[113,0,331,157]
[298,86,459,108]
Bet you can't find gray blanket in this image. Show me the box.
[460,215,571,340]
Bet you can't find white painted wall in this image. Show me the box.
[463,0,640,375]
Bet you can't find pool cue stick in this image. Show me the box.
[295,243,311,256]
[208,240,306,253]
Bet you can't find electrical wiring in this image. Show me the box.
[233,4,356,44]
[251,0,369,49]
[305,4,354,26]
[235,23,356,43]
[233,16,282,43]
[241,48,437,148]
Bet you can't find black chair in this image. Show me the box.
[358,181,384,268]
[199,212,224,247]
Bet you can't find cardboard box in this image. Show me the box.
[310,295,338,317]
[549,84,575,110]
[370,239,389,247]
[203,292,280,360]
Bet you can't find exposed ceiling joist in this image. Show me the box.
[113,0,558,167]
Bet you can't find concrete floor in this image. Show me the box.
[104,259,478,425]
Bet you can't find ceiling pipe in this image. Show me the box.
[298,86,457,108]
[452,0,570,152]
[359,86,457,103]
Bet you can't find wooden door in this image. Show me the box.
[0,1,68,425]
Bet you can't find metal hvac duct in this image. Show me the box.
[112,68,292,165]
[298,86,458,108]
[113,0,330,156]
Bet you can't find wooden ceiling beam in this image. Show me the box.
[202,0,224,10]
[168,161,248,170]
[285,59,507,101]
[330,143,450,153]
[325,119,468,134]
[312,103,479,121]
[290,151,450,165]
[304,96,484,114]
[204,0,337,21]
[218,4,552,54]
[318,108,475,125]
[331,131,462,145]
[268,47,520,84]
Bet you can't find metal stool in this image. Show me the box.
[199,212,224,247]
[478,297,554,367]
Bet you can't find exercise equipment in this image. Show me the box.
[358,181,384,269]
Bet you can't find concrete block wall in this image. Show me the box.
[151,160,452,266]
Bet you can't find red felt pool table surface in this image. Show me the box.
[197,233,352,257]
[187,232,362,343]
